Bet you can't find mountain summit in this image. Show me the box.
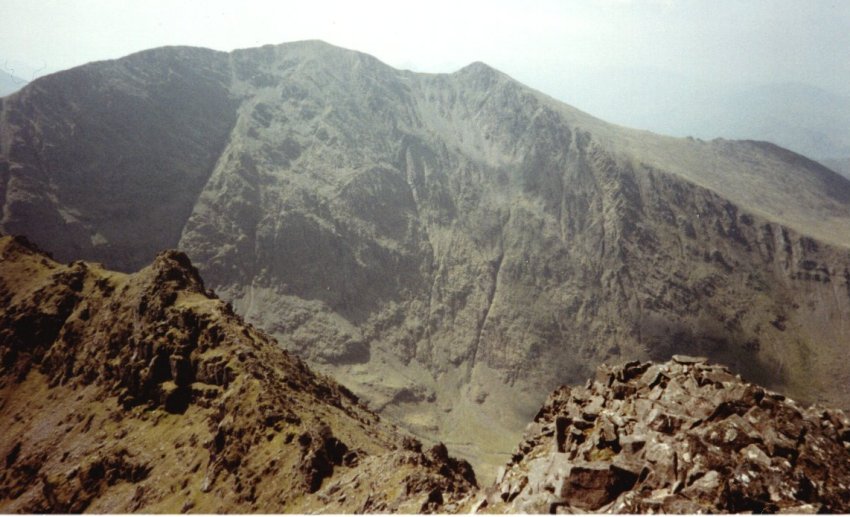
[2,41,850,476]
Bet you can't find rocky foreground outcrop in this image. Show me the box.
[6,231,850,514]
[476,356,850,513]
[0,235,475,513]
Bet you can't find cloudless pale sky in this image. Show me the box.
[3,0,850,160]
[3,0,849,96]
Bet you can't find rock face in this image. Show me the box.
[3,40,850,476]
[478,357,850,513]
[0,235,475,513]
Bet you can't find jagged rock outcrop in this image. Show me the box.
[477,357,850,513]
[0,235,476,513]
[3,41,850,477]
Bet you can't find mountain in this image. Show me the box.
[477,357,850,513]
[0,234,476,512]
[0,70,27,97]
[2,40,850,479]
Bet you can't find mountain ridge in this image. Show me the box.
[550,67,850,165]
[2,40,850,478]
[0,234,476,512]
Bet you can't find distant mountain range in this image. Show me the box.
[823,157,850,179]
[550,66,850,171]
[2,41,850,480]
[0,70,27,96]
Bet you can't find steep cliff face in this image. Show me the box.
[0,235,476,513]
[2,41,850,477]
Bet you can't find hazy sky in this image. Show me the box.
[3,0,849,97]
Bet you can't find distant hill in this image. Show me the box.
[823,157,850,180]
[553,67,850,164]
[0,70,27,96]
[701,82,850,162]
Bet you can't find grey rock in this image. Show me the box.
[581,396,605,421]
[598,415,618,444]
[740,443,772,469]
[639,364,669,388]
[671,354,708,365]
[681,469,721,500]
[619,434,647,456]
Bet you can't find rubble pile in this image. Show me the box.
[477,356,850,513]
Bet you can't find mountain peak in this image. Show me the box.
[234,39,343,57]
[455,60,502,79]
[451,61,510,93]
[458,60,495,72]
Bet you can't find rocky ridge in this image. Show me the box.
[477,356,850,513]
[3,41,850,477]
[0,234,476,513]
[4,233,850,514]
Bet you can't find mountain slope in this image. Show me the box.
[2,41,850,478]
[0,47,238,271]
[0,235,476,513]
